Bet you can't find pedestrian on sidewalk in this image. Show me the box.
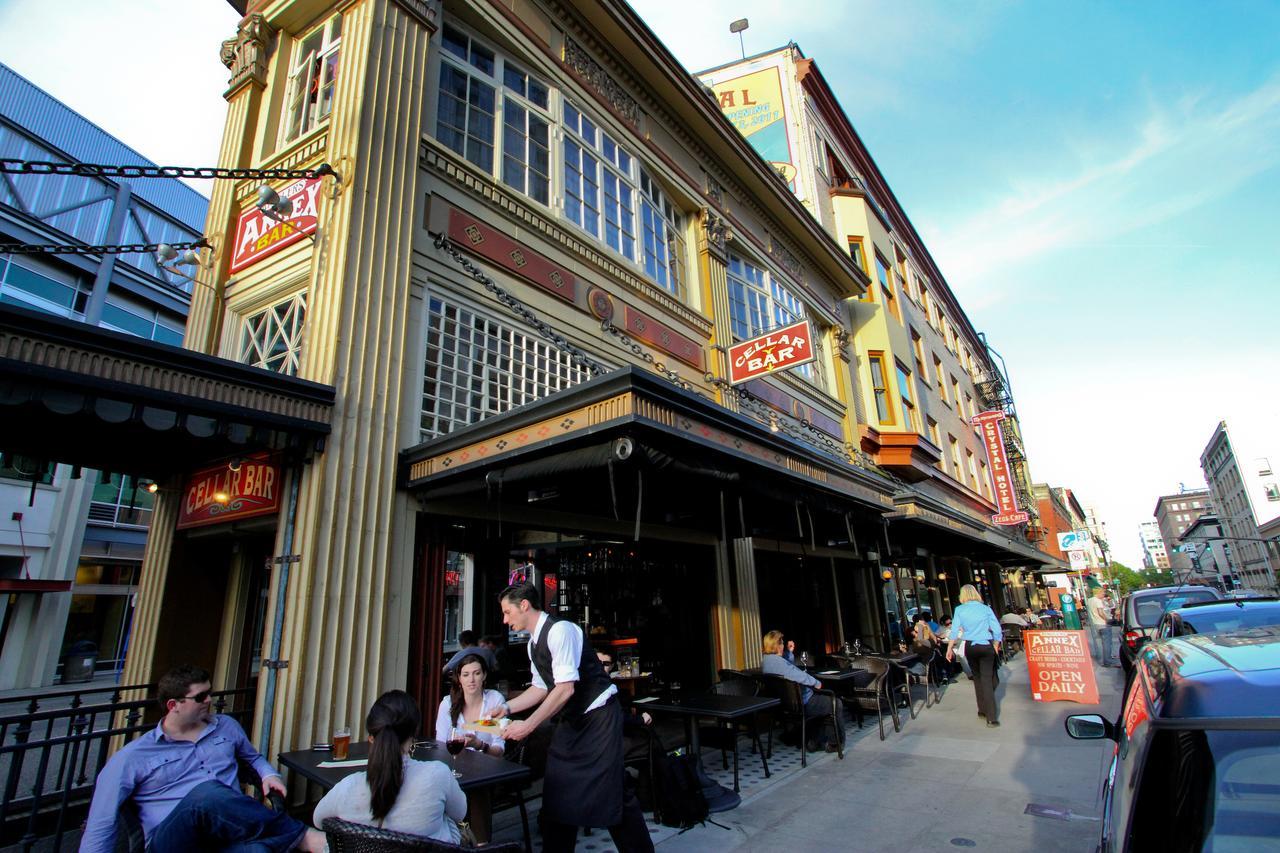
[945,585,1003,728]
[1086,588,1118,668]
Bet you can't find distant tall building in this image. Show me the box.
[1082,504,1110,567]
[1200,421,1280,594]
[1153,489,1211,573]
[1139,521,1170,570]
[1176,514,1235,589]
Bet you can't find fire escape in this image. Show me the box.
[974,335,1043,541]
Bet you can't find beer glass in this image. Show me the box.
[332,727,351,761]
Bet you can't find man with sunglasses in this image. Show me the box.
[80,664,326,852]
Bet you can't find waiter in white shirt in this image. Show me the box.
[491,582,653,853]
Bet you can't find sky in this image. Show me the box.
[2,0,1277,567]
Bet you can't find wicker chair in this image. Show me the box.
[322,818,522,852]
[843,657,896,740]
[754,673,843,767]
[113,762,285,853]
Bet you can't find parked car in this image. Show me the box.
[1154,598,1280,639]
[1065,626,1280,852]
[1118,585,1221,679]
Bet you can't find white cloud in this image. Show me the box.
[929,72,1280,305]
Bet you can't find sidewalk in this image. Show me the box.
[492,651,1124,852]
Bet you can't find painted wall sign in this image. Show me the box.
[1024,630,1100,705]
[710,64,799,193]
[176,453,282,530]
[727,319,815,385]
[972,409,1029,525]
[229,177,322,273]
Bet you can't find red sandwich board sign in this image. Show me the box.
[1024,630,1100,704]
[229,176,322,273]
[971,409,1029,525]
[726,319,815,385]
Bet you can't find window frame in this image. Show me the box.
[281,15,343,146]
[868,351,894,425]
[238,290,308,377]
[726,252,824,388]
[875,253,900,323]
[895,360,919,432]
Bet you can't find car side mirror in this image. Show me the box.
[1065,714,1115,741]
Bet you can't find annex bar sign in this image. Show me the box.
[972,409,1029,526]
[229,177,322,273]
[726,320,815,385]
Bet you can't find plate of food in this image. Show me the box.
[462,718,510,734]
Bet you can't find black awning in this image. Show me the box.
[0,301,334,479]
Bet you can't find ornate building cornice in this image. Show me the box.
[220,13,273,97]
[562,36,641,127]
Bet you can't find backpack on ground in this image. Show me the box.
[652,747,709,830]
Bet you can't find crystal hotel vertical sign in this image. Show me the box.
[972,410,1029,525]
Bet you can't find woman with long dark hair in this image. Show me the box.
[434,654,507,756]
[312,690,466,841]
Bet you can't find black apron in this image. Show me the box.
[531,615,622,827]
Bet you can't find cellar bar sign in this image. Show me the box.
[176,453,281,529]
[727,320,815,385]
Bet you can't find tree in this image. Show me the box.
[1109,560,1148,595]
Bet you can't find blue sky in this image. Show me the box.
[632,0,1280,566]
[2,0,1276,567]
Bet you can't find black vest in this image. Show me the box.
[531,614,613,721]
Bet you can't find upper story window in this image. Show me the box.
[726,253,822,387]
[240,291,307,376]
[563,101,635,258]
[875,254,900,323]
[438,26,552,208]
[433,24,688,299]
[283,15,342,144]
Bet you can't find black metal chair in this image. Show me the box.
[843,657,896,740]
[484,733,543,853]
[113,762,285,853]
[704,670,771,779]
[755,673,843,767]
[322,818,523,852]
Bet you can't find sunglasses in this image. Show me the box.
[180,690,212,704]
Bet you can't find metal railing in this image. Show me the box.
[0,684,254,851]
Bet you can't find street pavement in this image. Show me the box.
[490,649,1125,852]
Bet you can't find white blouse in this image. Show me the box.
[311,755,466,843]
[434,688,507,754]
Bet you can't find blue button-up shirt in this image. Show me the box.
[949,601,1002,646]
[761,652,820,704]
[79,714,278,853]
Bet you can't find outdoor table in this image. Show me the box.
[278,741,530,843]
[804,665,873,728]
[636,692,779,793]
[609,672,653,698]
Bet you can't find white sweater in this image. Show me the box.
[312,755,466,843]
[434,689,507,754]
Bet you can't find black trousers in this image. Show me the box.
[540,791,652,853]
[966,643,999,722]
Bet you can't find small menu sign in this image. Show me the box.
[1024,630,1100,705]
[176,453,281,529]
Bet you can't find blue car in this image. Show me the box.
[1065,626,1280,852]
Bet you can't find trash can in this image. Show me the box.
[1060,594,1082,631]
[61,640,98,683]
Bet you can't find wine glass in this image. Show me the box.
[446,727,467,778]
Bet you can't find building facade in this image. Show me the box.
[1199,421,1280,594]
[0,0,1041,764]
[1175,514,1236,590]
[0,63,206,689]
[1138,521,1170,570]
[1153,489,1210,575]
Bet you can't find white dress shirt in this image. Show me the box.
[528,612,616,713]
